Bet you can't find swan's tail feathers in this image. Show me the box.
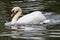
[40,20,51,24]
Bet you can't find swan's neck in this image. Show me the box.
[11,11,22,24]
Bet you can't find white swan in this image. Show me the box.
[8,7,47,38]
[10,7,46,29]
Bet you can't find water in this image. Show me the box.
[0,0,60,40]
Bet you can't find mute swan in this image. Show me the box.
[11,7,46,29]
[10,7,46,29]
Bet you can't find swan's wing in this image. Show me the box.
[17,11,46,24]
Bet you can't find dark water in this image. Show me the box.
[0,0,60,40]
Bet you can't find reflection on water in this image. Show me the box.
[0,0,60,40]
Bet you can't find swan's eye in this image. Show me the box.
[11,11,14,14]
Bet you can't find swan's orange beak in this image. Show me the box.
[11,11,14,17]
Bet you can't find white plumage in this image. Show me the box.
[10,7,46,29]
[17,11,46,24]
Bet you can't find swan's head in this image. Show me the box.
[11,7,22,17]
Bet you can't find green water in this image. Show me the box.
[0,0,60,40]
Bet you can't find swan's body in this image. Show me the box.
[17,11,46,24]
[10,7,46,29]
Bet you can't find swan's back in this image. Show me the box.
[17,11,46,24]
